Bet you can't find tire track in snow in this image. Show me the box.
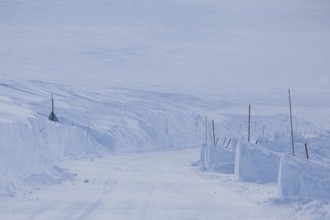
[76,179,118,220]
[51,179,118,220]
[25,161,119,220]
[16,149,288,219]
[137,181,154,220]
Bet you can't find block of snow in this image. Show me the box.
[278,156,330,199]
[235,141,281,183]
[200,143,236,173]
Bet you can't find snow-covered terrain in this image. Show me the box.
[1,0,330,219]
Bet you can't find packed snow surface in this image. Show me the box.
[1,0,330,219]
[0,149,316,220]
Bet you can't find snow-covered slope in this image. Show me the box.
[1,0,330,106]
[1,0,330,218]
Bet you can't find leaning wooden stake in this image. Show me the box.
[226,139,231,148]
[288,89,295,157]
[305,143,309,159]
[223,137,227,146]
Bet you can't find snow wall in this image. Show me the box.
[234,141,281,183]
[279,156,330,200]
[0,82,214,197]
[200,142,236,173]
[199,132,330,200]
[199,140,282,180]
[0,117,102,197]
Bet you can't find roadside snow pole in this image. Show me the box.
[39,127,45,133]
[208,121,213,143]
[305,143,309,159]
[48,93,59,122]
[86,121,91,139]
[262,125,265,138]
[288,89,295,157]
[212,120,215,145]
[226,139,231,148]
[165,119,168,136]
[248,105,251,142]
[205,115,208,144]
[223,137,227,146]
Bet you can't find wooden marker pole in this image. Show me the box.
[305,143,309,159]
[226,139,231,148]
[165,119,168,136]
[205,116,208,144]
[288,89,295,157]
[212,120,215,145]
[262,125,265,138]
[248,105,251,142]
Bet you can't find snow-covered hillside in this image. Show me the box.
[1,0,330,219]
[1,0,330,105]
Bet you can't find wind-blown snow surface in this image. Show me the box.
[1,0,330,109]
[1,0,330,219]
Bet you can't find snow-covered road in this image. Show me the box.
[1,148,287,220]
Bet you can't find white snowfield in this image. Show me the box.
[1,0,330,219]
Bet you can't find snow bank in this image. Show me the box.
[0,117,101,197]
[200,143,236,173]
[0,81,212,196]
[1,81,208,153]
[0,118,99,175]
[279,156,330,200]
[235,141,281,183]
[200,136,330,201]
